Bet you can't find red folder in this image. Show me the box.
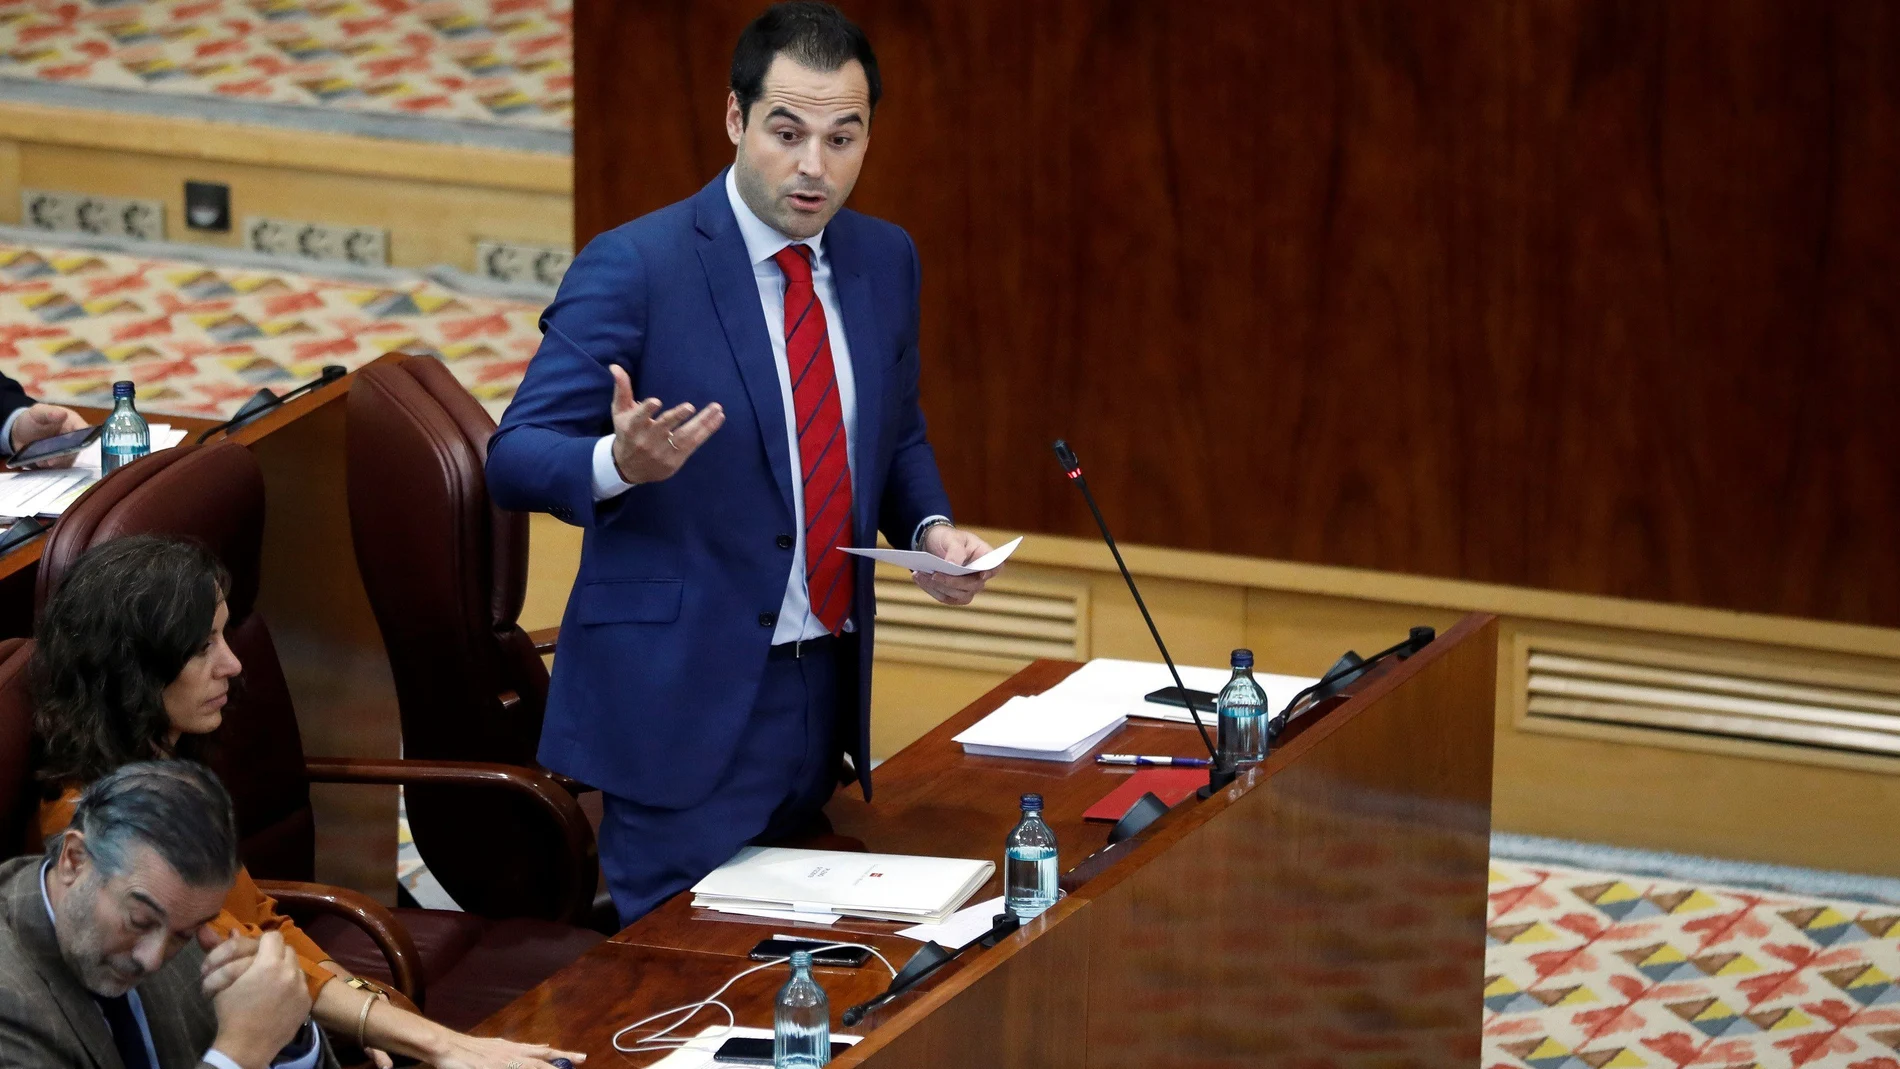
[1082,768,1207,822]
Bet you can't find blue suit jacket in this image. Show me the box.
[486,171,952,808]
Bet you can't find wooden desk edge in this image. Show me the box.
[0,351,401,580]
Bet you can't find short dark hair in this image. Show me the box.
[47,760,239,888]
[730,2,880,124]
[32,535,232,787]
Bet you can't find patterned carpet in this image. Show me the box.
[0,0,571,130]
[0,232,546,419]
[1488,859,1900,1069]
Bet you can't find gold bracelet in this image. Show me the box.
[354,990,375,1051]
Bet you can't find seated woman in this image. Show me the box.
[32,535,584,1069]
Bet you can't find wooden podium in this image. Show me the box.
[477,613,1498,1067]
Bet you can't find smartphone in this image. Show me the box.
[713,1036,854,1065]
[6,424,101,469]
[747,938,870,968]
[1143,685,1218,713]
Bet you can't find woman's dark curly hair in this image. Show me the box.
[31,535,231,789]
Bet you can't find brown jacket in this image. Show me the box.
[0,854,339,1068]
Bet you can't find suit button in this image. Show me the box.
[759,612,777,628]
[776,534,794,549]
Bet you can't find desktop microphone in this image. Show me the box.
[1052,439,1236,797]
[195,364,347,443]
[1272,626,1436,732]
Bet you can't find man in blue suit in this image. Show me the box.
[487,2,1000,925]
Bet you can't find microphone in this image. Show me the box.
[196,365,347,443]
[840,911,1023,1025]
[0,516,47,556]
[1272,626,1435,732]
[1052,439,1236,797]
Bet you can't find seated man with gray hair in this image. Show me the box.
[0,760,335,1068]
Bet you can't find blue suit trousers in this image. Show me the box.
[597,645,840,927]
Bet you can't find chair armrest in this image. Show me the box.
[303,757,597,925]
[255,879,425,1007]
[527,626,559,655]
[543,769,596,796]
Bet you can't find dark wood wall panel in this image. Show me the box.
[574,1,1900,628]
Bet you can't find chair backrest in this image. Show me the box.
[347,355,569,919]
[346,354,547,764]
[0,637,39,859]
[35,443,316,882]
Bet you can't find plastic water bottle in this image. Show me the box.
[774,949,830,1067]
[100,380,149,475]
[1216,649,1269,768]
[1004,793,1058,921]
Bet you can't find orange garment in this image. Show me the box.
[40,788,336,1000]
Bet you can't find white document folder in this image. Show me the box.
[690,847,994,925]
[951,693,1127,762]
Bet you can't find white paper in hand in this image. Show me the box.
[840,535,1022,575]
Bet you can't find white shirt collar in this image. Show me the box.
[724,167,826,269]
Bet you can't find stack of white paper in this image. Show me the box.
[0,424,188,520]
[841,534,1022,575]
[951,693,1126,762]
[691,847,993,926]
[1041,657,1319,725]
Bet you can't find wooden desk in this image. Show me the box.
[0,361,405,900]
[478,612,1499,1067]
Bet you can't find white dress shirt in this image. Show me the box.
[38,861,322,1069]
[0,408,27,457]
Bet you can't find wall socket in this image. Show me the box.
[476,240,571,287]
[22,189,165,242]
[244,217,389,267]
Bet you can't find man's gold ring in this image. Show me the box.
[667,432,680,452]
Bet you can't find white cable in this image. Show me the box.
[611,941,897,1054]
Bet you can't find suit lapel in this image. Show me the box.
[825,218,884,546]
[5,859,120,1068]
[695,176,796,523]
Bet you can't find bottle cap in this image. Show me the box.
[111,380,135,399]
[1020,793,1043,811]
[1231,648,1254,668]
[789,949,812,968]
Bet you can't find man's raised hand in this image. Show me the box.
[207,931,313,1069]
[609,364,725,486]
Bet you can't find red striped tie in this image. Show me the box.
[773,244,853,635]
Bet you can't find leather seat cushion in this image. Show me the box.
[304,907,488,990]
[422,919,605,1031]
[303,911,602,1031]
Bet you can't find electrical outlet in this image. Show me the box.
[22,190,74,232]
[22,189,165,241]
[245,217,295,257]
[243,217,389,266]
[476,239,571,287]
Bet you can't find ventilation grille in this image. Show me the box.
[874,574,1082,662]
[1526,650,1900,757]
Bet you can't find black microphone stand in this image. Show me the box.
[1052,440,1236,797]
[195,364,348,443]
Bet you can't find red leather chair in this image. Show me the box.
[0,637,40,858]
[35,440,603,1030]
[345,354,608,924]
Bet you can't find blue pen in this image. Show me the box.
[1095,754,1211,768]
